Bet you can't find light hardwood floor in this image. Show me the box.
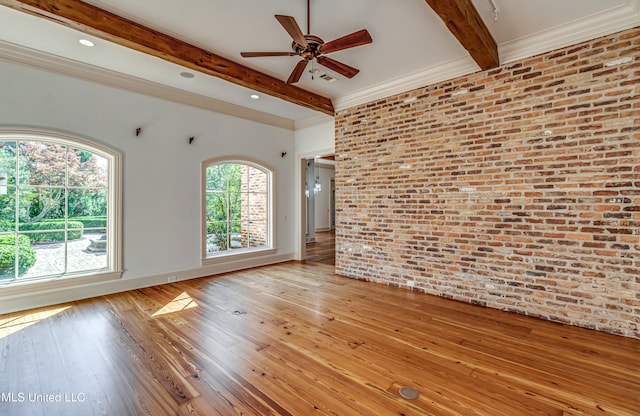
[305,229,335,265]
[0,260,638,415]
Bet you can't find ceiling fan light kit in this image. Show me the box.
[240,0,372,84]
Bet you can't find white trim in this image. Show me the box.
[334,0,640,112]
[201,157,276,264]
[500,0,640,64]
[0,251,294,314]
[334,57,479,112]
[202,247,277,265]
[0,40,295,130]
[294,113,335,130]
[0,270,120,298]
[0,127,124,292]
[294,147,335,261]
[1,2,637,126]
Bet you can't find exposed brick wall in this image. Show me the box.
[240,165,268,248]
[335,28,640,338]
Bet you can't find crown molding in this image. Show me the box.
[499,0,640,64]
[0,40,295,130]
[334,57,479,112]
[2,0,637,129]
[293,113,335,130]
[334,0,640,113]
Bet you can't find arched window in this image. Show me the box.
[0,128,122,288]
[202,159,274,262]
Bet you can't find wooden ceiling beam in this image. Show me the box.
[424,0,499,70]
[0,0,335,115]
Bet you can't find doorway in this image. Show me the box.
[304,155,335,265]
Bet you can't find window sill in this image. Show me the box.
[202,247,277,266]
[0,270,123,297]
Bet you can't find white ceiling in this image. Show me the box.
[0,0,638,127]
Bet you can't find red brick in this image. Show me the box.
[335,27,640,339]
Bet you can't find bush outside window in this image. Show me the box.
[0,131,121,286]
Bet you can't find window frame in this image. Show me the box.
[0,127,123,295]
[201,157,276,265]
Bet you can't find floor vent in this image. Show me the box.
[399,386,420,400]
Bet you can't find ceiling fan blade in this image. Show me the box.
[287,60,309,84]
[275,15,308,48]
[319,29,372,54]
[316,56,359,78]
[241,52,297,58]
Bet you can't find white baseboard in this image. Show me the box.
[0,252,294,314]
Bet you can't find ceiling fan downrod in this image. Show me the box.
[239,0,372,84]
[307,0,310,35]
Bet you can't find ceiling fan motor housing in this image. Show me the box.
[240,13,371,83]
[293,35,324,60]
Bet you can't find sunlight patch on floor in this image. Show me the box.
[0,306,71,339]
[153,291,198,317]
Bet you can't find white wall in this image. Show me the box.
[293,120,335,259]
[295,120,335,156]
[0,59,296,311]
[314,165,334,230]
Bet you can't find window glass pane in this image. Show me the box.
[205,161,271,256]
[227,165,242,190]
[230,221,245,249]
[206,192,226,222]
[18,142,66,186]
[0,234,19,280]
[206,222,228,253]
[0,186,16,232]
[67,230,107,273]
[241,221,267,249]
[229,191,241,222]
[206,163,237,191]
[0,141,16,186]
[18,187,66,229]
[0,261,15,280]
[248,193,267,221]
[68,189,107,224]
[68,148,108,187]
[20,232,65,279]
[240,166,249,192]
[0,134,117,283]
[247,166,267,193]
[249,221,268,248]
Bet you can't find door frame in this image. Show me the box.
[295,148,334,261]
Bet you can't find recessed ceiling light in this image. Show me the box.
[250,94,260,100]
[180,72,195,78]
[79,39,94,47]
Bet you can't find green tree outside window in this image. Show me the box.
[205,162,269,255]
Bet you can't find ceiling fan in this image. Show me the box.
[240,0,372,84]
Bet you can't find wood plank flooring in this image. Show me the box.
[305,230,335,265]
[0,261,638,415]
